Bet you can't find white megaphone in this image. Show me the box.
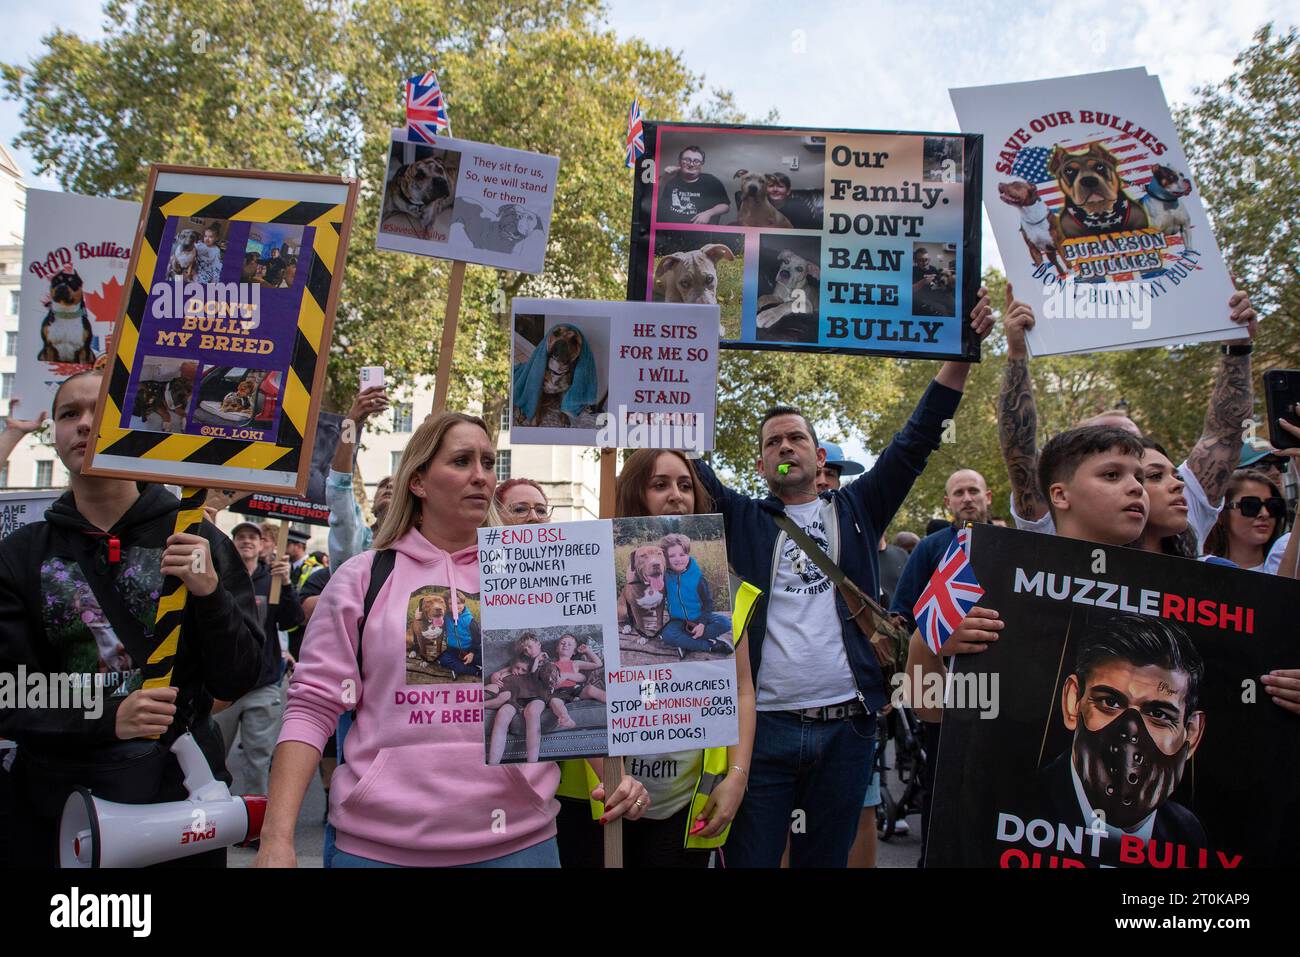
[58,732,266,868]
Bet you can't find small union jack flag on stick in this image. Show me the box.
[913,527,984,656]
[406,70,452,143]
[625,96,644,169]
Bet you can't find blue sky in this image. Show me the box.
[2,0,1293,465]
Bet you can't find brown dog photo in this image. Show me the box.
[1048,141,1150,240]
[614,514,732,666]
[380,142,461,242]
[651,231,744,339]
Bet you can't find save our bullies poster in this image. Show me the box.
[14,190,138,414]
[950,68,1239,356]
[627,121,982,359]
[926,525,1300,868]
[477,516,739,765]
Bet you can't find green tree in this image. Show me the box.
[1177,23,1299,375]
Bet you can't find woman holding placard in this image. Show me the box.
[609,448,758,867]
[255,412,648,868]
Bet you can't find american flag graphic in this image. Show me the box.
[625,97,645,169]
[1009,132,1183,280]
[406,70,451,143]
[913,527,985,656]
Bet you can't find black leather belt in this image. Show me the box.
[790,700,867,722]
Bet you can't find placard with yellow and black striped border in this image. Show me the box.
[84,165,359,495]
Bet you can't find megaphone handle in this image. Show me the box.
[170,732,220,798]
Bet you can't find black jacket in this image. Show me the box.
[693,381,961,709]
[248,560,304,688]
[0,484,263,863]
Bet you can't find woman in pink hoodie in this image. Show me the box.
[256,412,649,867]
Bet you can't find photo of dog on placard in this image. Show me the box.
[379,140,461,242]
[911,241,957,318]
[482,624,607,764]
[165,216,230,284]
[614,514,733,666]
[451,197,546,255]
[125,356,198,434]
[511,313,608,430]
[652,230,743,340]
[406,585,482,685]
[923,136,964,183]
[995,139,1197,278]
[755,234,821,344]
[36,267,97,365]
[653,129,825,230]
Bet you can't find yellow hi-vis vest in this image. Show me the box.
[557,579,762,851]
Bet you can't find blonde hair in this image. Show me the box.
[372,411,501,549]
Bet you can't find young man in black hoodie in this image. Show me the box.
[0,371,263,867]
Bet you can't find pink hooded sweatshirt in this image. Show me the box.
[278,527,561,866]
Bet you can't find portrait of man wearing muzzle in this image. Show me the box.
[1040,614,1207,848]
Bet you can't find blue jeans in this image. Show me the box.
[725,709,875,868]
[322,711,354,869]
[659,614,732,652]
[331,837,560,868]
[438,645,482,677]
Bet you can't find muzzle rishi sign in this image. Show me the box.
[509,298,719,452]
[375,129,559,274]
[627,121,983,360]
[950,68,1239,355]
[926,525,1300,868]
[82,165,359,495]
[477,515,739,764]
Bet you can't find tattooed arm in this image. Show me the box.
[1184,291,1259,505]
[998,287,1048,522]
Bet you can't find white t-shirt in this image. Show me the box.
[1009,458,1221,553]
[756,499,858,711]
[1265,533,1293,575]
[627,750,702,820]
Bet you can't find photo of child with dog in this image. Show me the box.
[911,240,957,318]
[615,514,732,666]
[125,355,197,433]
[165,216,230,284]
[511,312,608,430]
[378,139,461,242]
[406,585,482,685]
[755,234,821,344]
[653,129,826,230]
[483,624,607,764]
[651,230,744,340]
[190,364,281,435]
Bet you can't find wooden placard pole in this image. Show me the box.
[598,447,623,868]
[432,259,468,414]
[268,521,290,606]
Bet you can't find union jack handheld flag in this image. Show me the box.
[913,527,984,656]
[625,96,644,168]
[406,70,451,143]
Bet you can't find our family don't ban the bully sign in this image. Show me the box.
[477,516,740,765]
[628,120,983,359]
[83,165,359,494]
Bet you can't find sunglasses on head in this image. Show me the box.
[1228,496,1286,519]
